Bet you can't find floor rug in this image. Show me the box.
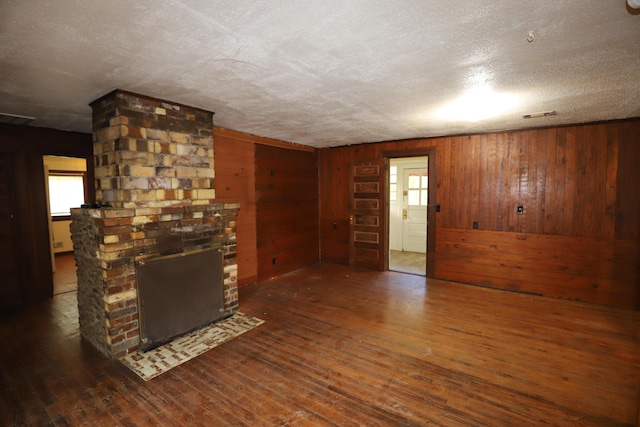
[120,312,265,381]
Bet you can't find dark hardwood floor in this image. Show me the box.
[1,263,638,426]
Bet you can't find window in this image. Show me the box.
[389,166,398,201]
[48,173,86,217]
[407,172,428,206]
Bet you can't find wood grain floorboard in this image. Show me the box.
[0,262,638,426]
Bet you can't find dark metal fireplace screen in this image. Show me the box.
[136,249,225,351]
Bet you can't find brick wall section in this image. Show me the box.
[90,90,215,208]
[71,203,239,358]
[71,90,239,358]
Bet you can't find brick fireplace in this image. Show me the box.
[71,90,238,358]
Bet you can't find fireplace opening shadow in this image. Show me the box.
[136,248,227,352]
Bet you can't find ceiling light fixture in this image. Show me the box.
[628,0,640,9]
[522,110,557,119]
[0,112,36,126]
[434,86,521,122]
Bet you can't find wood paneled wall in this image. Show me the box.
[0,124,94,310]
[255,144,320,281]
[213,127,319,286]
[212,127,258,286]
[319,120,640,309]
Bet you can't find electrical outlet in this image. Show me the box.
[473,221,478,229]
[53,242,64,248]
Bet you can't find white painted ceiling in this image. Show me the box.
[1,1,639,148]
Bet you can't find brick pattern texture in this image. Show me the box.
[91,90,215,208]
[71,90,238,358]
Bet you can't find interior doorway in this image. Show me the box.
[43,155,88,295]
[389,157,428,276]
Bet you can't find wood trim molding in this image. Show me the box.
[214,126,316,152]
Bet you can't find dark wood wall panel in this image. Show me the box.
[211,128,258,286]
[319,120,640,309]
[0,154,22,310]
[256,144,319,281]
[434,126,622,236]
[614,122,640,240]
[436,229,638,307]
[0,124,93,310]
[214,127,319,286]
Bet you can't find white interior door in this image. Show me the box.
[402,168,428,253]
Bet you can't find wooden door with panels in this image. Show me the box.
[349,159,387,271]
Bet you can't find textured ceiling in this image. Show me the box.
[1,1,639,148]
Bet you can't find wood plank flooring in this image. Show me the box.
[1,263,638,426]
[53,253,77,295]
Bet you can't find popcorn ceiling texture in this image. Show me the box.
[1,1,639,147]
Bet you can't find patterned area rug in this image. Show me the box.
[120,312,264,381]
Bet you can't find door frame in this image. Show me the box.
[382,148,437,278]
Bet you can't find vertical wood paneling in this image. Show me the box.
[526,130,543,233]
[256,145,319,281]
[555,129,569,234]
[0,154,22,310]
[0,124,93,310]
[482,133,499,230]
[605,126,619,238]
[505,133,519,232]
[449,136,463,227]
[469,138,481,230]
[214,127,318,286]
[531,130,544,233]
[212,130,258,286]
[592,126,608,236]
[615,121,640,240]
[543,128,558,235]
[436,138,451,229]
[497,132,510,230]
[318,119,640,309]
[514,132,528,233]
[564,128,577,235]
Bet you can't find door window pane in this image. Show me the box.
[408,174,420,189]
[408,189,420,206]
[421,190,428,206]
[389,166,398,201]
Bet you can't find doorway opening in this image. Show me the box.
[43,155,89,295]
[389,156,428,276]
